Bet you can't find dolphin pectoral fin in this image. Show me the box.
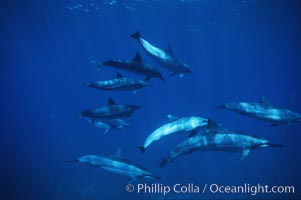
[133,90,138,95]
[130,31,140,39]
[270,123,279,127]
[240,149,250,160]
[104,128,110,135]
[179,73,184,78]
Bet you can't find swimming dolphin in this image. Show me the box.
[83,73,151,94]
[130,31,193,78]
[219,96,301,128]
[160,119,283,167]
[85,118,131,134]
[96,52,164,80]
[138,115,208,153]
[66,150,161,182]
[78,98,141,120]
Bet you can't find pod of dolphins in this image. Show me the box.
[67,31,301,182]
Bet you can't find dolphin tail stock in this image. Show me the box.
[138,146,146,153]
[130,31,140,39]
[64,159,79,163]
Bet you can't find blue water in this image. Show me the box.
[1,0,301,199]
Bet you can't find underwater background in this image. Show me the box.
[1,0,301,199]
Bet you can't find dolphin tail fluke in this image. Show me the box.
[65,159,79,163]
[159,158,168,167]
[138,146,145,153]
[130,31,140,39]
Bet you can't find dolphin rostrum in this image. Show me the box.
[130,31,193,78]
[160,119,283,167]
[219,96,301,128]
[139,115,208,153]
[96,52,164,80]
[83,73,151,94]
[66,150,161,182]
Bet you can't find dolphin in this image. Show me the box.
[83,73,151,94]
[96,52,164,80]
[78,98,141,120]
[138,115,208,153]
[85,118,131,134]
[130,31,193,78]
[66,150,161,182]
[219,96,301,128]
[160,119,283,167]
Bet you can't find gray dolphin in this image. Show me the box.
[96,52,164,80]
[78,98,141,120]
[66,150,161,182]
[139,115,208,153]
[130,31,193,78]
[219,97,301,128]
[160,120,283,167]
[85,118,131,135]
[83,73,151,94]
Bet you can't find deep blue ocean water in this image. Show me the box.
[1,0,301,199]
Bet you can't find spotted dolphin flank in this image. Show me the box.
[66,150,161,182]
[138,115,208,153]
[160,119,283,167]
[85,118,131,135]
[78,98,141,120]
[96,52,164,80]
[219,96,301,128]
[83,72,151,94]
[130,31,193,78]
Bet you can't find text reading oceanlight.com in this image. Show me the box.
[126,183,295,196]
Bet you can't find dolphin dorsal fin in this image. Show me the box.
[167,114,178,122]
[207,118,218,129]
[166,44,174,56]
[134,52,143,63]
[116,72,123,78]
[260,95,271,106]
[113,148,122,158]
[108,98,116,106]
